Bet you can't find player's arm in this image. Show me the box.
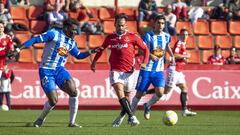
[69,45,101,59]
[90,36,109,72]
[14,30,56,54]
[135,34,150,68]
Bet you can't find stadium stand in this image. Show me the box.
[18,48,35,63]
[74,34,87,49]
[176,21,192,34]
[210,20,228,35]
[186,50,200,64]
[198,35,214,49]
[10,6,27,20]
[186,35,196,49]
[99,7,115,21]
[215,35,233,49]
[193,19,210,35]
[117,7,136,20]
[14,33,32,44]
[202,50,214,64]
[229,21,240,35]
[234,36,240,49]
[27,6,44,20]
[88,35,105,48]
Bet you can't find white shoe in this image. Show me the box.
[128,115,140,126]
[182,109,197,117]
[112,115,125,128]
[33,118,44,127]
[68,123,82,128]
[143,103,151,120]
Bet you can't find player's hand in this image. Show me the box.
[89,47,103,54]
[140,63,147,69]
[90,60,96,72]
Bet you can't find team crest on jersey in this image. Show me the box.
[153,46,165,58]
[57,46,68,56]
[124,36,130,42]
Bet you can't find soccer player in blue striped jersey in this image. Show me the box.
[11,18,101,128]
[131,15,175,120]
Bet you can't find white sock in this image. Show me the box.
[131,96,140,114]
[38,101,54,121]
[69,96,78,124]
[147,94,161,107]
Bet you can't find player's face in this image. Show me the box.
[154,19,165,33]
[180,31,188,42]
[0,23,4,34]
[64,24,78,38]
[115,18,127,35]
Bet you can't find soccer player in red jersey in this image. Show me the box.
[91,13,149,127]
[0,21,14,77]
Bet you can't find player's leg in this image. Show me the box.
[5,92,11,110]
[144,71,165,120]
[112,91,130,128]
[0,92,3,106]
[113,83,139,126]
[34,68,57,127]
[132,70,151,114]
[34,90,58,127]
[177,83,197,116]
[57,67,81,128]
[176,72,196,116]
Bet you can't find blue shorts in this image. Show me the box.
[135,70,165,92]
[39,67,71,94]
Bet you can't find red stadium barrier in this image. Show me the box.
[7,68,240,110]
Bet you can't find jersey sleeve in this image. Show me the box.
[173,41,181,54]
[69,44,90,59]
[134,34,149,64]
[93,35,110,62]
[23,29,55,47]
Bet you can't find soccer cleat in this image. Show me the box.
[143,103,151,120]
[33,118,44,127]
[182,109,197,117]
[112,115,126,128]
[128,115,140,126]
[68,123,82,128]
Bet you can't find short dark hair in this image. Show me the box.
[214,45,221,50]
[63,18,79,28]
[180,28,188,34]
[0,20,4,25]
[154,14,165,22]
[115,13,128,21]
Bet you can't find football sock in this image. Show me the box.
[180,92,187,110]
[119,97,133,117]
[39,101,55,121]
[120,108,126,117]
[131,96,140,114]
[147,94,161,107]
[69,96,78,124]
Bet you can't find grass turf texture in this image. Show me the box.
[0,110,239,135]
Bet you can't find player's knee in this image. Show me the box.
[49,98,58,106]
[69,90,78,97]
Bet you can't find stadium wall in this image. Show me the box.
[6,65,240,110]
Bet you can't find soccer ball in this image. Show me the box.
[162,110,178,126]
[0,104,9,111]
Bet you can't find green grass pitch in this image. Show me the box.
[0,110,239,135]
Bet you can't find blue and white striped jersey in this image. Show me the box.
[23,29,82,69]
[142,31,171,72]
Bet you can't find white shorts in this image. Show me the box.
[166,66,186,87]
[109,71,137,92]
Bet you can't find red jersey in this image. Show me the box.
[208,55,226,65]
[0,34,14,69]
[94,32,149,72]
[172,40,186,72]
